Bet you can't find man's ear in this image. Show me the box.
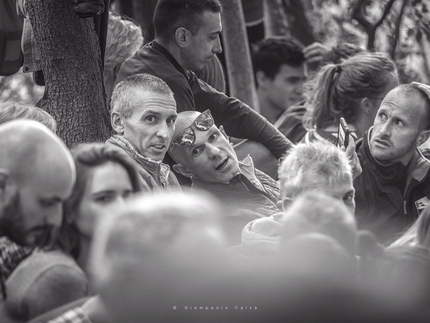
[360,98,373,115]
[219,125,229,140]
[172,163,194,178]
[111,112,125,135]
[255,70,268,89]
[417,129,430,147]
[175,27,188,48]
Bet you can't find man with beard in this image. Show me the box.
[354,84,430,243]
[0,120,76,297]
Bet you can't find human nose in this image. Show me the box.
[213,36,222,54]
[156,123,169,139]
[378,121,392,138]
[207,144,221,159]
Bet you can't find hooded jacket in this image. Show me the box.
[106,135,181,193]
[354,129,430,243]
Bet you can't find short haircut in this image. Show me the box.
[110,73,174,118]
[252,37,305,86]
[0,101,57,132]
[305,52,396,129]
[395,84,430,130]
[153,0,221,41]
[105,11,144,71]
[278,140,352,201]
[58,143,142,259]
[281,191,357,257]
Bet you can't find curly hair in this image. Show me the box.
[304,52,397,130]
[104,11,144,71]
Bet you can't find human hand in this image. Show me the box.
[340,134,362,180]
[303,42,330,66]
[411,81,430,101]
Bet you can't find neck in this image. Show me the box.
[155,37,187,71]
[258,91,282,124]
[354,111,373,137]
[76,237,91,274]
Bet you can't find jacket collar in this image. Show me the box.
[106,135,171,176]
[151,41,189,79]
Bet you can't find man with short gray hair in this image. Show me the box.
[107,73,181,192]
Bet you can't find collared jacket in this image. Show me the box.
[192,156,281,246]
[106,135,181,193]
[354,129,430,243]
[115,41,292,160]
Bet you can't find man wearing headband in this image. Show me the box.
[168,110,281,246]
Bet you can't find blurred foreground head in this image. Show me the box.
[90,191,228,322]
[0,120,75,247]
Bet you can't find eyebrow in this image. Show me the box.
[39,196,63,203]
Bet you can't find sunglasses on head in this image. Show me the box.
[171,110,214,148]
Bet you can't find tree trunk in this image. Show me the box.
[263,0,289,37]
[26,0,111,147]
[219,0,260,111]
[282,0,315,46]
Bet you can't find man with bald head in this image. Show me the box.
[354,84,430,243]
[168,110,280,245]
[0,120,76,247]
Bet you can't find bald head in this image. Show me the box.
[0,120,76,246]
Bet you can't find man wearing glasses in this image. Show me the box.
[168,110,281,246]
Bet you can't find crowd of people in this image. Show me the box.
[2,0,430,322]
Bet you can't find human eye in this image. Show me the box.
[167,116,177,125]
[95,194,114,203]
[208,132,219,142]
[192,147,202,157]
[377,112,387,121]
[39,199,58,208]
[145,115,157,123]
[394,119,403,126]
[123,190,133,199]
[343,193,354,202]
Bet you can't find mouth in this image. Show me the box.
[151,144,166,151]
[373,138,390,148]
[215,157,229,171]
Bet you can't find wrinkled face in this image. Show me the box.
[370,88,427,165]
[183,11,223,71]
[175,125,240,184]
[122,90,177,161]
[0,166,74,247]
[75,162,134,239]
[264,64,307,112]
[305,173,356,215]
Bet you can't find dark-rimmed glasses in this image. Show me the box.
[171,109,214,148]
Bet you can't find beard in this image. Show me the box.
[0,192,53,247]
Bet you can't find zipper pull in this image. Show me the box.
[404,200,407,215]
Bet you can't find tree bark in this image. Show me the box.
[26,0,111,147]
[263,0,289,37]
[219,0,260,111]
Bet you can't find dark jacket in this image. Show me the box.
[115,41,292,160]
[354,129,430,244]
[192,156,281,246]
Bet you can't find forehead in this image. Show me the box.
[380,89,426,122]
[196,11,222,34]
[87,162,132,193]
[276,64,306,78]
[129,90,176,115]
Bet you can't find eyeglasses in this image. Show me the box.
[171,109,214,148]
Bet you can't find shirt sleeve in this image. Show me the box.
[190,74,293,159]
